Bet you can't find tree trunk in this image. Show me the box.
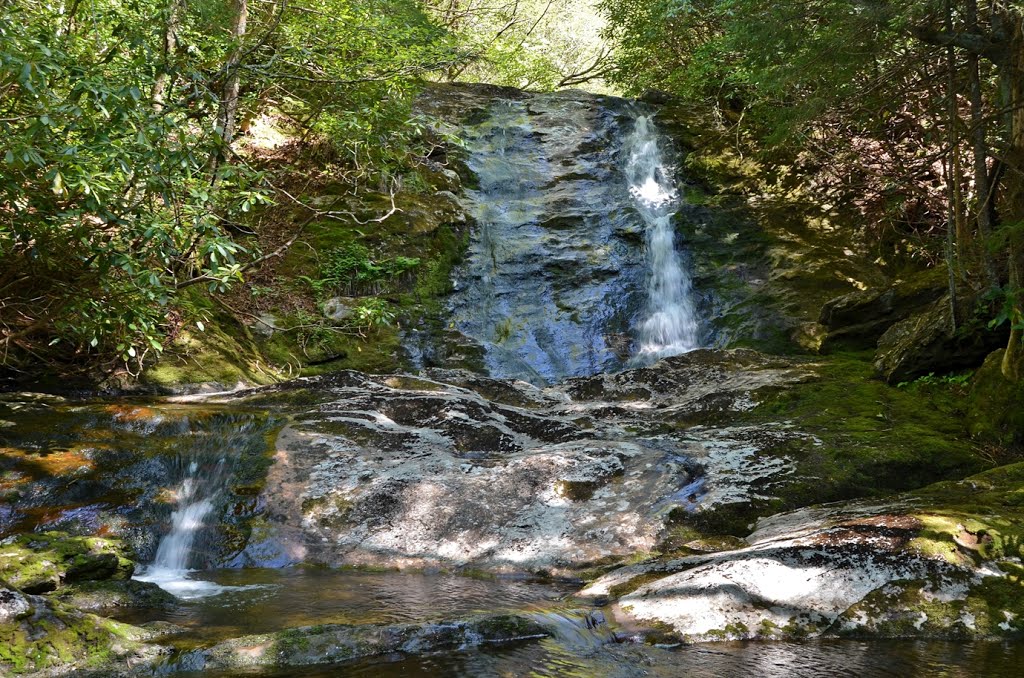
[217,0,249,146]
[999,10,1024,380]
[944,0,959,326]
[966,0,1000,288]
[152,0,185,110]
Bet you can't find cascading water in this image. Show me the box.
[625,115,700,360]
[135,458,233,599]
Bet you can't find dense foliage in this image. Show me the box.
[0,0,452,376]
[601,0,1024,377]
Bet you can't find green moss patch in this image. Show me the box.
[0,532,134,595]
[751,353,982,506]
[0,593,147,674]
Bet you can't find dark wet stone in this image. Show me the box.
[194,613,549,671]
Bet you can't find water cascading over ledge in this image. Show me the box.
[625,115,701,362]
[445,90,701,383]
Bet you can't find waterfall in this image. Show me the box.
[135,459,232,599]
[626,115,700,360]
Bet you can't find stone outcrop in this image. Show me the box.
[422,85,652,382]
[230,349,811,574]
[582,462,1024,641]
[818,269,948,351]
[874,294,1007,384]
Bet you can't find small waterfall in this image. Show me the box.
[136,459,232,599]
[626,115,700,360]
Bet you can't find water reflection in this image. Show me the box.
[115,568,575,644]
[184,638,1024,678]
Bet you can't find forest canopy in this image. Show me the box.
[0,0,606,375]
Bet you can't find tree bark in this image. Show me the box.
[944,0,960,326]
[217,0,249,146]
[152,0,185,110]
[998,9,1024,380]
[966,0,1000,288]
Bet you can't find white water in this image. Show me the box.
[135,460,233,599]
[626,115,700,359]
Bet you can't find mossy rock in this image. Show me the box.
[747,353,983,509]
[53,579,176,612]
[875,294,1007,384]
[0,532,134,595]
[818,267,947,352]
[0,591,151,675]
[966,349,1024,448]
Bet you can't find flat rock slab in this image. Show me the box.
[188,614,549,671]
[233,350,810,574]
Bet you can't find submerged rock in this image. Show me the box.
[189,614,549,671]
[584,462,1024,641]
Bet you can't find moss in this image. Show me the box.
[0,532,134,594]
[749,353,982,505]
[966,349,1024,449]
[142,295,283,390]
[607,571,676,599]
[0,596,145,674]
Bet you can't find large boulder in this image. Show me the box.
[874,294,1007,384]
[818,268,947,351]
[582,462,1024,642]
[0,587,157,675]
[966,349,1024,447]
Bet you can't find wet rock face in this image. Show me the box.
[431,85,650,383]
[0,399,281,567]
[234,350,809,574]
